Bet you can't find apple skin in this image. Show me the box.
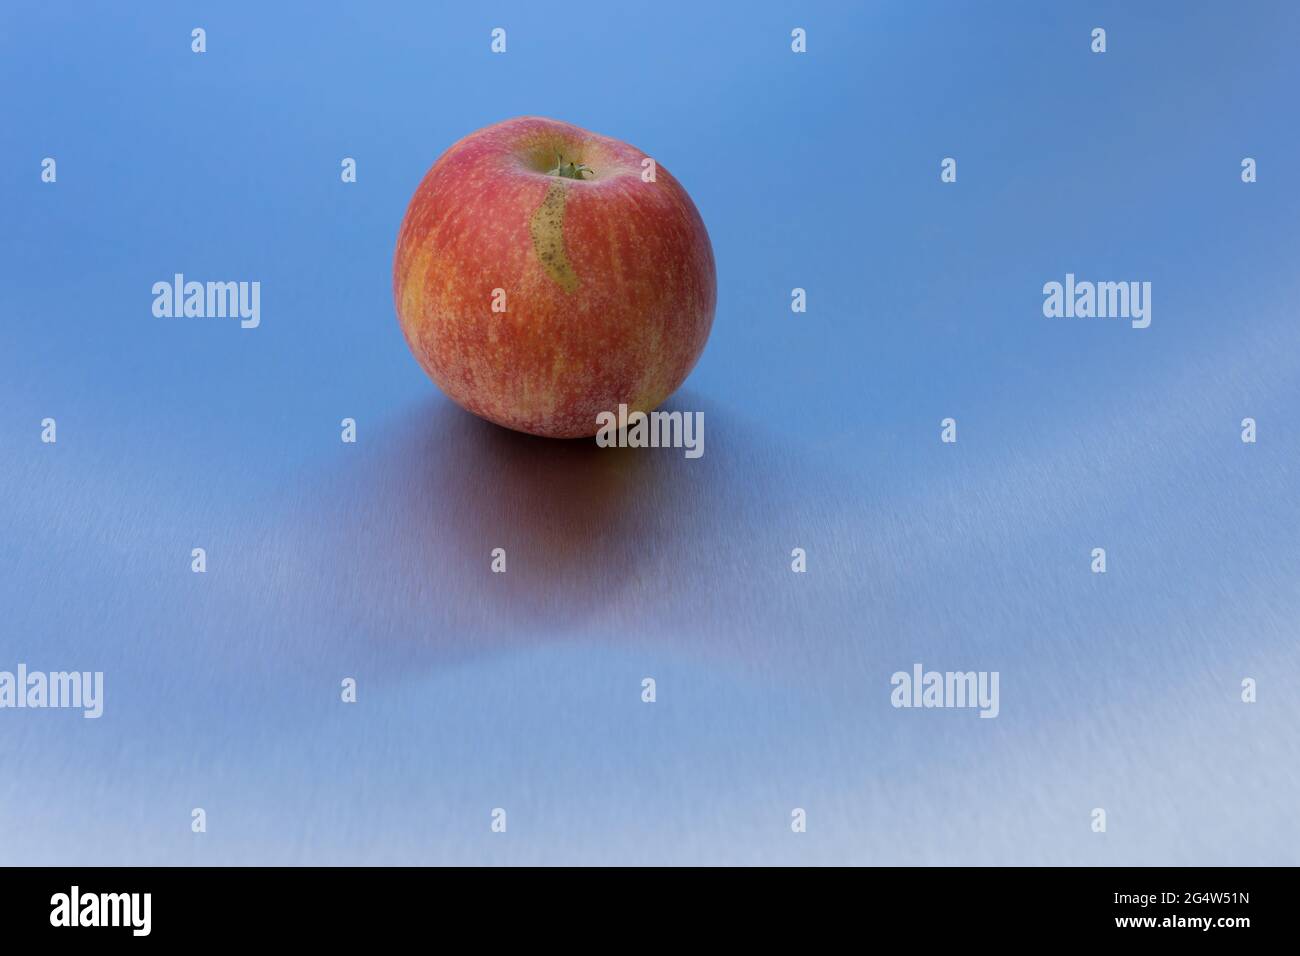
[393,116,716,438]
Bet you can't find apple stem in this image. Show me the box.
[548,154,594,180]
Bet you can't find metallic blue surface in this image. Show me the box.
[2,1,1298,864]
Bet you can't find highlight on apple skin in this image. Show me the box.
[393,116,717,439]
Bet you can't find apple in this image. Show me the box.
[393,116,716,438]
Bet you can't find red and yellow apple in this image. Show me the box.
[393,116,716,438]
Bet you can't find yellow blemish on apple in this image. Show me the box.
[400,247,434,332]
[627,322,668,412]
[529,182,580,293]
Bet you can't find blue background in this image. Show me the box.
[2,0,1298,864]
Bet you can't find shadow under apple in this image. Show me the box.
[302,388,744,667]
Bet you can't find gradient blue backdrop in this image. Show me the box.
[2,0,1298,864]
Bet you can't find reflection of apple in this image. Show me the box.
[393,116,716,438]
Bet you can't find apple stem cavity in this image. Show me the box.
[547,154,595,180]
